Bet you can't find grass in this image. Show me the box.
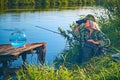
[8,54,120,80]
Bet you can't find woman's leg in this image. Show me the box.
[81,46,93,63]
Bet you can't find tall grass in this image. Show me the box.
[8,54,120,80]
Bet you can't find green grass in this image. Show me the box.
[8,54,120,80]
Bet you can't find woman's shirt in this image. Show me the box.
[78,27,110,48]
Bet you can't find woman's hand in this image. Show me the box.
[74,26,80,32]
[87,39,100,44]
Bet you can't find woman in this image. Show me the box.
[74,14,110,63]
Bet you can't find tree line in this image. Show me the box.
[0,0,95,6]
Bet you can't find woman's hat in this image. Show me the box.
[85,14,96,22]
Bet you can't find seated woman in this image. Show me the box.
[74,14,110,63]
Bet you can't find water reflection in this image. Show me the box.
[0,4,94,14]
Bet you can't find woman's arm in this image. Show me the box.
[87,39,100,44]
[95,31,110,47]
[87,31,110,47]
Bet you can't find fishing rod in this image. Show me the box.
[35,26,61,35]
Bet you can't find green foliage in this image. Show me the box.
[54,22,82,68]
[9,55,120,80]
[0,0,95,5]
[95,0,120,18]
[0,0,95,14]
[96,0,120,50]
[54,44,81,69]
[81,55,120,80]
[99,17,120,50]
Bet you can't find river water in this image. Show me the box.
[0,6,104,67]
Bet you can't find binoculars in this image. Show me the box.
[76,19,87,25]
